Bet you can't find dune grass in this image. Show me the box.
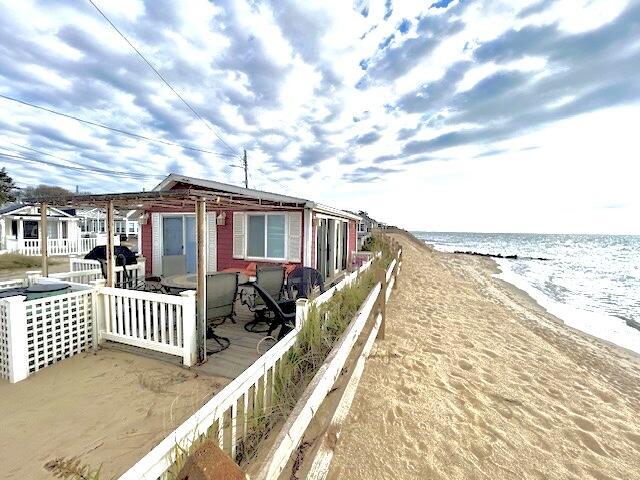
[0,253,64,271]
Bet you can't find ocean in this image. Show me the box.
[413,232,640,354]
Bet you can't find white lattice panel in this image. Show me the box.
[24,290,93,373]
[0,302,10,380]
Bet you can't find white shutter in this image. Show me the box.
[206,213,217,272]
[151,213,161,275]
[232,212,246,259]
[287,211,302,262]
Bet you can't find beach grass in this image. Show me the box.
[0,253,64,271]
[166,234,394,475]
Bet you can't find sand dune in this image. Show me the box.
[328,233,640,480]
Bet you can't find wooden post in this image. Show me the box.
[106,201,115,287]
[376,267,386,340]
[40,202,48,276]
[196,198,206,362]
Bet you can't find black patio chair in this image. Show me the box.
[241,265,285,333]
[286,266,325,300]
[251,283,296,340]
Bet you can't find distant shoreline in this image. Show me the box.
[412,234,640,359]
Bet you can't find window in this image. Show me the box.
[11,220,17,237]
[247,214,286,259]
[61,221,68,239]
[24,220,38,239]
[47,220,58,239]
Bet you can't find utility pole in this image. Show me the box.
[243,149,248,189]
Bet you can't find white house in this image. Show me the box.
[0,203,98,256]
[76,208,139,238]
[354,210,379,249]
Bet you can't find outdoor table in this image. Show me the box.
[161,272,254,292]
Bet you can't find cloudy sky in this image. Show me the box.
[1,0,639,233]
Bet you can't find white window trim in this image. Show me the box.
[245,212,288,262]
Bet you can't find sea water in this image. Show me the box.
[413,232,640,354]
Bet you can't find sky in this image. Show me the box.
[0,0,639,234]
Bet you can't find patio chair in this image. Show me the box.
[204,272,238,354]
[251,283,296,340]
[286,266,325,299]
[241,265,285,333]
[207,272,239,326]
[162,255,187,276]
[161,255,187,294]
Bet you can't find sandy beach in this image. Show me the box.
[328,232,640,480]
[0,349,226,479]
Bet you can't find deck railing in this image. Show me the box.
[96,287,197,367]
[69,257,146,287]
[118,249,397,480]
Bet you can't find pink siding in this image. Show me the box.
[348,219,357,266]
[141,221,153,275]
[141,207,305,274]
[311,211,317,269]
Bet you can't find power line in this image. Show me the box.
[0,151,166,180]
[88,0,238,156]
[0,93,238,158]
[4,142,165,180]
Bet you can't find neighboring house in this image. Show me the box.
[0,203,87,255]
[354,210,379,249]
[76,208,139,238]
[140,174,361,283]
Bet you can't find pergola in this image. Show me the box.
[31,187,308,361]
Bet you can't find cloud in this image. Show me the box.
[353,131,381,145]
[516,0,557,18]
[343,165,400,183]
[0,0,637,239]
[358,11,466,84]
[396,1,640,153]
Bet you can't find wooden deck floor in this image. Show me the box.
[197,303,274,379]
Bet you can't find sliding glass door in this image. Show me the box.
[163,215,197,274]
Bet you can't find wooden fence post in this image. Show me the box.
[393,249,400,291]
[376,267,386,340]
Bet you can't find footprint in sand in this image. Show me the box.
[458,359,473,371]
[570,428,609,456]
[569,413,596,432]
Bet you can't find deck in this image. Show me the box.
[105,298,276,380]
[199,304,270,379]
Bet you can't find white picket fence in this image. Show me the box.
[1,258,146,291]
[0,282,94,383]
[17,237,98,256]
[97,287,197,367]
[118,250,396,480]
[69,257,146,287]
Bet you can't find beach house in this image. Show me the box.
[354,210,379,249]
[0,202,89,255]
[140,174,360,283]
